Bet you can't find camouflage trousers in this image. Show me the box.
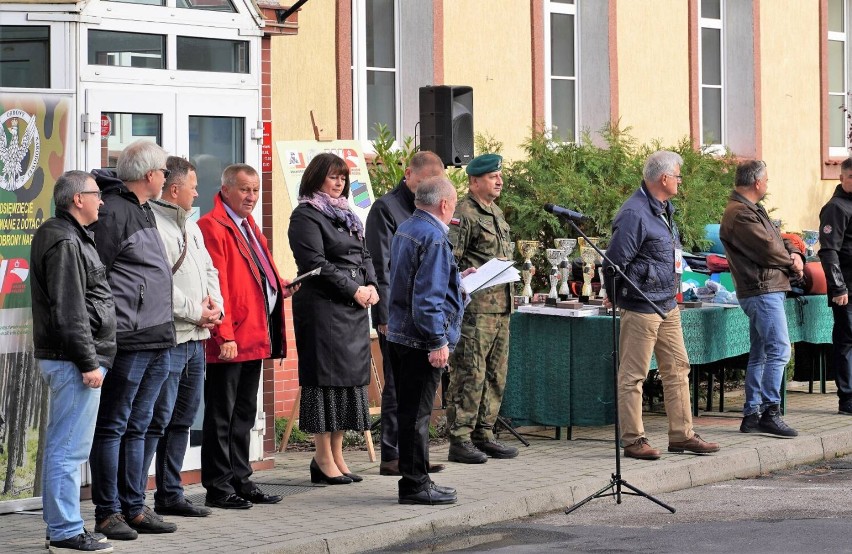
[445,312,510,443]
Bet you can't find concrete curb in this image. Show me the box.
[266,434,852,554]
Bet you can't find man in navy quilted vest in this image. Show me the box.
[605,150,721,461]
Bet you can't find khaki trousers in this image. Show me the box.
[618,307,693,445]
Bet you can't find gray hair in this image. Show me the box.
[54,170,94,209]
[116,140,168,182]
[643,150,684,183]
[735,160,767,188]
[222,163,258,187]
[415,176,455,208]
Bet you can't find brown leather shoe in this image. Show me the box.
[379,460,400,476]
[623,437,661,460]
[427,463,446,473]
[668,433,721,454]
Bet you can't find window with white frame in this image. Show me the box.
[351,0,399,141]
[545,0,578,142]
[829,0,848,156]
[0,26,51,88]
[699,0,725,147]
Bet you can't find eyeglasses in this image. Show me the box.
[666,173,683,183]
[78,190,102,199]
[159,168,172,180]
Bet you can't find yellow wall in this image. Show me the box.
[269,0,339,276]
[759,1,828,233]
[616,0,691,146]
[442,0,532,161]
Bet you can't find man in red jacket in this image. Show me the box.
[198,164,296,509]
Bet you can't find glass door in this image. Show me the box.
[83,87,175,170]
[83,86,262,474]
[176,91,262,468]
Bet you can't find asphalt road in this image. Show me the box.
[376,455,852,554]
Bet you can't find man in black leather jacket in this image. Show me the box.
[365,151,445,476]
[31,170,116,553]
[819,157,852,414]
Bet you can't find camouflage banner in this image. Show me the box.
[0,93,71,503]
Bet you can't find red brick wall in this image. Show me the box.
[259,29,300,455]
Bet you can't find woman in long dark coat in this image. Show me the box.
[288,153,378,484]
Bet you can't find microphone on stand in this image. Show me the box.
[543,203,589,222]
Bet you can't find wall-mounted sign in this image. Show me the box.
[100,114,111,138]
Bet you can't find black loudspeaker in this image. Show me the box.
[419,85,474,167]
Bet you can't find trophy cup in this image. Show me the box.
[517,240,540,301]
[546,248,565,304]
[578,237,601,300]
[507,241,517,299]
[802,229,819,258]
[597,249,608,299]
[554,238,577,299]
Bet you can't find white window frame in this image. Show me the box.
[699,0,726,148]
[0,13,73,91]
[80,1,260,89]
[351,0,401,145]
[544,0,579,143]
[829,0,849,157]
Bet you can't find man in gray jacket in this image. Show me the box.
[147,156,224,517]
[90,141,177,539]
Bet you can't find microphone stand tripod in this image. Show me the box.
[556,215,675,515]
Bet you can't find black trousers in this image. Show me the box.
[201,360,262,499]
[832,303,852,402]
[389,342,441,496]
[378,333,399,462]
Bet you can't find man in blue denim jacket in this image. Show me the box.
[387,176,467,505]
[605,150,721,461]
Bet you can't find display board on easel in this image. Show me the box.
[276,140,376,225]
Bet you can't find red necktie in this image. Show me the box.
[241,220,278,293]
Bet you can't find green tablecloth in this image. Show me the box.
[501,296,833,428]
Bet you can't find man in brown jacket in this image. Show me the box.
[719,160,804,437]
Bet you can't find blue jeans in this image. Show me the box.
[739,292,791,416]
[90,348,171,521]
[39,360,104,542]
[148,340,205,507]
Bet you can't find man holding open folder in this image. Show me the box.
[445,153,518,464]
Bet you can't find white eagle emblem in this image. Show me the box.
[0,109,41,192]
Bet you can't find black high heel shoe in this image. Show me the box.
[310,459,353,485]
[343,473,363,483]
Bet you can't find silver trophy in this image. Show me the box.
[507,241,516,296]
[555,238,577,299]
[802,229,819,257]
[546,248,565,300]
[517,240,540,300]
[578,236,601,299]
[597,249,608,299]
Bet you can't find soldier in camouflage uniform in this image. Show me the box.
[445,154,518,464]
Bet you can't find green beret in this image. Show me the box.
[466,153,503,176]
